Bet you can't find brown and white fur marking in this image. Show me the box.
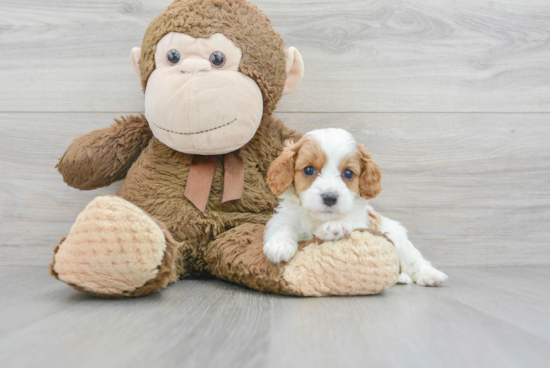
[265,128,448,287]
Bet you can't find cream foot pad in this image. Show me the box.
[283,231,400,296]
[52,196,167,295]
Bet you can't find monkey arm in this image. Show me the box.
[57,114,153,190]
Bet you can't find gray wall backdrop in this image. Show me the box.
[1,0,549,268]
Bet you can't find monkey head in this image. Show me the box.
[130,0,304,155]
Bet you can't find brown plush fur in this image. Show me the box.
[53,0,399,297]
[56,0,298,281]
[205,223,295,294]
[57,114,152,190]
[139,0,286,117]
[206,226,398,296]
[117,115,300,279]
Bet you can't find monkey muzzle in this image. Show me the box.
[145,68,264,155]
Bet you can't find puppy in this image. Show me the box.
[264,128,448,287]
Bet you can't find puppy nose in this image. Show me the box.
[322,193,338,207]
[179,58,211,73]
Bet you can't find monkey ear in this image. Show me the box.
[130,47,142,78]
[358,144,382,200]
[267,146,298,196]
[282,47,304,95]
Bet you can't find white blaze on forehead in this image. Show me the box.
[305,128,358,173]
[295,128,361,222]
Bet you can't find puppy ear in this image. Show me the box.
[358,144,382,199]
[267,143,299,196]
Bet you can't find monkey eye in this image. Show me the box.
[343,169,354,179]
[167,49,181,65]
[303,166,316,176]
[209,51,226,68]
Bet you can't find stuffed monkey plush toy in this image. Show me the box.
[50,0,400,298]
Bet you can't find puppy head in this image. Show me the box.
[267,128,382,220]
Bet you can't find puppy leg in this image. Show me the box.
[264,214,300,264]
[264,228,299,264]
[376,215,448,287]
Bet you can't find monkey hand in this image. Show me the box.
[57,114,152,190]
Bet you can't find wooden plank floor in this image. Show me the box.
[1,266,549,368]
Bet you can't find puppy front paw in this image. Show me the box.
[415,266,449,287]
[314,221,353,241]
[263,235,298,264]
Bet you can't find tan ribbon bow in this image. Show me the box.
[184,150,245,213]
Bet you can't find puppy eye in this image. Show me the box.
[210,51,226,68]
[343,169,354,179]
[303,166,316,176]
[167,49,181,65]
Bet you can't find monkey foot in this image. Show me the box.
[282,230,400,296]
[50,195,180,298]
[207,225,400,296]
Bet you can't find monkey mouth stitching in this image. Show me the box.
[151,118,237,136]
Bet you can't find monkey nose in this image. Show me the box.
[321,193,338,207]
[179,58,211,73]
